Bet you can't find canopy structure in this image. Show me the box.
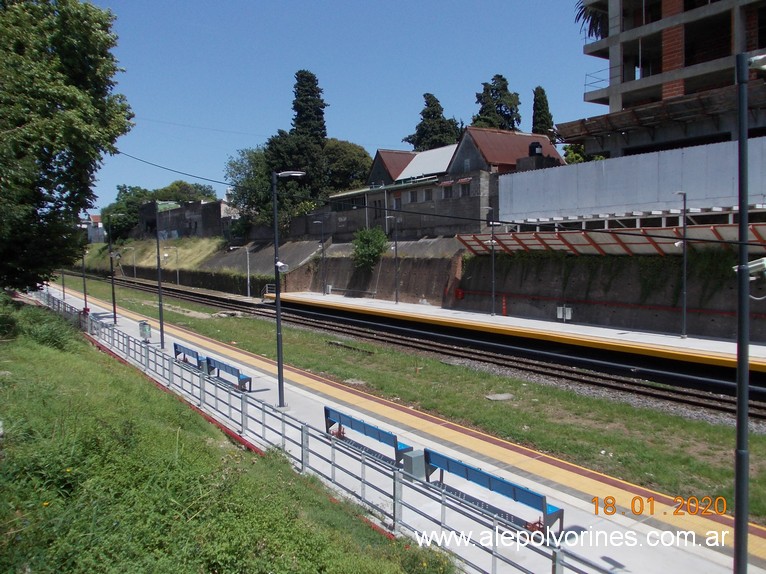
[458,222,766,257]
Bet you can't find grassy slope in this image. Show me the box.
[58,275,766,524]
[0,300,453,574]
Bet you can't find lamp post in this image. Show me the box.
[386,215,400,304]
[675,191,687,338]
[312,219,327,295]
[163,246,179,285]
[154,201,165,349]
[106,213,124,324]
[61,269,66,301]
[734,51,766,574]
[484,208,497,316]
[81,249,88,313]
[245,246,251,298]
[272,170,305,409]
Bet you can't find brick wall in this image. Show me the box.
[662,25,685,98]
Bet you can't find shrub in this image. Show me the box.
[352,226,389,271]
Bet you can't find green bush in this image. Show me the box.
[16,306,77,350]
[352,226,389,271]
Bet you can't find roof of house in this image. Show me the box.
[91,215,102,224]
[375,149,417,181]
[463,126,563,167]
[396,144,457,181]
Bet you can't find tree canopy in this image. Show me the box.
[403,93,461,151]
[575,0,609,40]
[0,0,133,289]
[471,74,521,131]
[532,86,555,143]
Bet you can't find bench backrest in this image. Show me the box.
[424,448,547,512]
[206,356,238,377]
[173,342,199,362]
[324,406,398,449]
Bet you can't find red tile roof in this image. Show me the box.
[464,126,563,167]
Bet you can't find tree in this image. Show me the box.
[563,143,605,164]
[290,69,328,146]
[224,147,271,227]
[575,0,609,40]
[155,180,216,203]
[532,86,555,143]
[323,139,372,191]
[403,93,462,151]
[471,74,521,131]
[0,0,132,289]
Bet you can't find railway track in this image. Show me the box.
[109,276,766,422]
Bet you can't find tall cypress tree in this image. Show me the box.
[471,74,520,131]
[290,69,327,146]
[532,86,555,143]
[403,93,461,151]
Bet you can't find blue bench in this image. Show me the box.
[324,406,413,465]
[424,448,564,534]
[173,342,205,369]
[205,356,252,392]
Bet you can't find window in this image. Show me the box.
[463,158,470,172]
[460,183,470,197]
[409,190,418,203]
[393,197,402,210]
[424,188,432,201]
[443,186,453,199]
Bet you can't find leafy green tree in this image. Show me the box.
[471,74,520,131]
[323,138,372,191]
[532,86,555,143]
[225,147,271,226]
[575,0,609,40]
[0,0,132,289]
[403,93,462,151]
[155,180,216,203]
[563,143,605,164]
[351,226,389,271]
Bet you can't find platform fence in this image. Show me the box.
[37,291,610,574]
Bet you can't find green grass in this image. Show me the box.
[0,296,453,574]
[53,276,766,523]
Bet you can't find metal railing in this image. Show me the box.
[37,291,610,574]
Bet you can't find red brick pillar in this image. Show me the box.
[662,0,685,99]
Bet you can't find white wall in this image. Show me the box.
[499,137,766,220]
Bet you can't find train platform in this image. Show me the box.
[276,291,766,371]
[42,286,766,573]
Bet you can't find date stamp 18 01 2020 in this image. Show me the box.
[592,496,727,517]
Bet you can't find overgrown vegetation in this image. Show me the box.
[351,226,389,271]
[0,297,453,573]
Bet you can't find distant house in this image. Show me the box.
[81,213,105,243]
[137,199,239,240]
[293,127,563,241]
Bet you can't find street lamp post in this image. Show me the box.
[312,219,327,295]
[733,51,766,574]
[106,213,123,324]
[163,246,179,285]
[272,170,305,409]
[385,215,400,304]
[675,191,687,338]
[154,201,165,349]
[484,208,497,316]
[81,249,88,313]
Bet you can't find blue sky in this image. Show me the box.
[89,1,605,211]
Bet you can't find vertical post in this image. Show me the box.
[108,214,117,324]
[393,469,402,532]
[240,392,248,435]
[272,171,286,408]
[734,51,750,574]
[61,270,66,300]
[679,192,687,338]
[300,425,309,472]
[81,250,88,313]
[154,201,165,349]
[394,217,399,304]
[246,247,251,298]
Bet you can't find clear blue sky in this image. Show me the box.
[89,1,605,211]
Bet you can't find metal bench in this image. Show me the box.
[424,448,564,534]
[173,342,204,369]
[324,406,412,465]
[205,356,252,392]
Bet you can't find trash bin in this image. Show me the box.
[326,284,333,295]
[138,320,151,342]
